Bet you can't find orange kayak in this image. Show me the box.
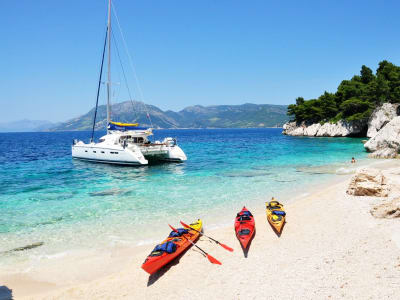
[141,219,202,275]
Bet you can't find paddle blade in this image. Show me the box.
[207,254,222,265]
[220,243,234,252]
[168,224,178,232]
[180,221,190,229]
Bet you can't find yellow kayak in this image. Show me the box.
[266,199,286,234]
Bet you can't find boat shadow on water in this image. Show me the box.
[240,229,256,258]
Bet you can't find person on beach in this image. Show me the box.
[351,157,356,163]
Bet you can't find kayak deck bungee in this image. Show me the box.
[234,206,255,249]
[141,219,202,275]
[266,199,286,234]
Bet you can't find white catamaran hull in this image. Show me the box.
[72,143,148,165]
[72,139,187,166]
[160,145,187,162]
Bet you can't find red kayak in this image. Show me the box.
[234,206,255,249]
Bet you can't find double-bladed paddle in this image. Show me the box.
[168,224,222,265]
[180,221,234,252]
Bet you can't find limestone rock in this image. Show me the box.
[367,103,399,138]
[364,116,400,158]
[368,148,398,159]
[315,120,358,137]
[282,120,366,137]
[303,123,321,136]
[370,198,400,218]
[282,121,305,136]
[346,168,389,197]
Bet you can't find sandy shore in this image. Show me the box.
[1,160,400,299]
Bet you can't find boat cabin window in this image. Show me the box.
[118,136,145,144]
[99,138,105,142]
[119,136,132,144]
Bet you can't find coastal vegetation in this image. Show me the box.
[287,60,400,124]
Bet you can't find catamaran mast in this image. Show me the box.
[106,0,112,133]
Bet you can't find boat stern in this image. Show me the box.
[165,145,187,162]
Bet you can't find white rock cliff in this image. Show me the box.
[367,103,399,138]
[364,116,400,158]
[282,120,366,137]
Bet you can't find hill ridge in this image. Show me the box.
[50,101,289,131]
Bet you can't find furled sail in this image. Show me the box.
[108,121,147,131]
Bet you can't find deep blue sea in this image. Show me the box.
[0,129,367,264]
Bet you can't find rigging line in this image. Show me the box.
[111,2,154,130]
[111,30,139,122]
[111,40,123,115]
[91,27,108,142]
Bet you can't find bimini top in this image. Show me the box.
[108,121,148,131]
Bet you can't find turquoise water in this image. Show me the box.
[0,129,367,261]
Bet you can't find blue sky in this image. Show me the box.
[1,0,400,122]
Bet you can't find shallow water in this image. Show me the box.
[0,128,367,266]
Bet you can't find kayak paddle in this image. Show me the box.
[180,221,234,252]
[168,224,222,265]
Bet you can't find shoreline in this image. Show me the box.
[2,158,399,299]
[0,158,369,262]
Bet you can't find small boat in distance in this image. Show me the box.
[72,0,187,166]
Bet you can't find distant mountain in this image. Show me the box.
[50,101,289,131]
[0,119,55,132]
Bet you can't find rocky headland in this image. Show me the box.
[283,102,400,158]
[282,119,366,137]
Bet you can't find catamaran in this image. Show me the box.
[72,0,187,166]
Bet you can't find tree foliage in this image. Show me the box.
[287,60,400,123]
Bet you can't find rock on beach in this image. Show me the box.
[370,198,400,218]
[346,168,389,197]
